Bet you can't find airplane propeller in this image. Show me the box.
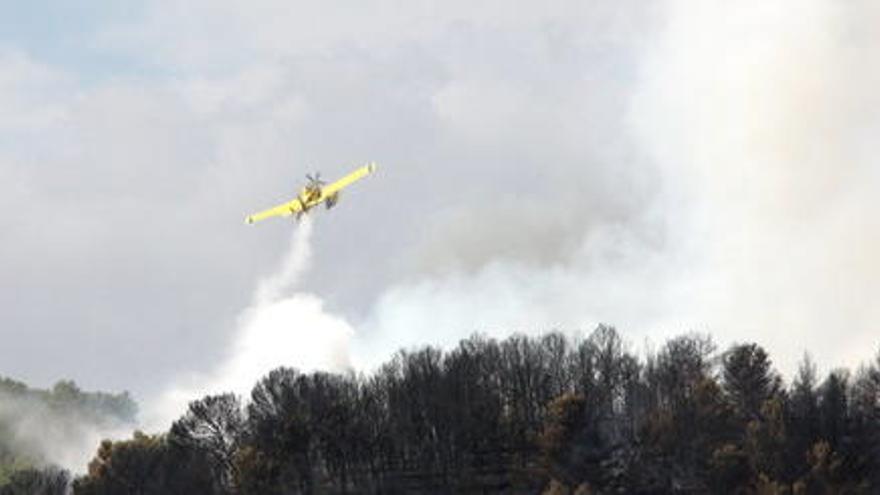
[306,172,326,187]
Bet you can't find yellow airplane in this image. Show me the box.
[245,162,377,224]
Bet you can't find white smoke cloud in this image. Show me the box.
[6,3,879,473]
[222,218,354,393]
[0,390,134,475]
[352,223,691,371]
[147,218,355,430]
[628,0,880,374]
[138,0,880,453]
[355,0,880,377]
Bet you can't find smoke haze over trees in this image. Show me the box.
[2,0,879,493]
[53,327,880,494]
[0,377,135,490]
[2,0,880,403]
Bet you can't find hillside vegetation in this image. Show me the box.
[0,377,136,492]
[67,326,880,494]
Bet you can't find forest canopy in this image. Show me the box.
[84,327,880,494]
[3,327,880,494]
[0,377,136,488]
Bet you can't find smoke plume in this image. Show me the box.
[0,382,135,475]
[629,0,880,374]
[147,0,880,437]
[148,218,354,430]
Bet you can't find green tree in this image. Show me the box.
[818,370,848,452]
[0,466,68,495]
[243,368,315,494]
[787,354,820,483]
[169,393,245,493]
[539,393,587,485]
[722,343,778,422]
[746,397,788,486]
[73,432,215,495]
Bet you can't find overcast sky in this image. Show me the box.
[2,1,879,406]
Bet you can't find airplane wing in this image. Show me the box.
[321,162,377,197]
[245,198,304,224]
[245,162,376,224]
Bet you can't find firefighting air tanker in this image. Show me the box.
[245,162,377,224]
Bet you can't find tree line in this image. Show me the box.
[7,326,880,494]
[0,377,136,492]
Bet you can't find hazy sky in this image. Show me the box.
[2,1,879,408]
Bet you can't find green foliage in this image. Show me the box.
[73,431,215,495]
[539,393,587,484]
[0,458,35,487]
[710,443,750,493]
[746,397,788,482]
[45,331,880,493]
[0,466,68,495]
[722,343,778,422]
[0,375,137,491]
[169,393,244,493]
[0,378,137,425]
[542,478,571,495]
